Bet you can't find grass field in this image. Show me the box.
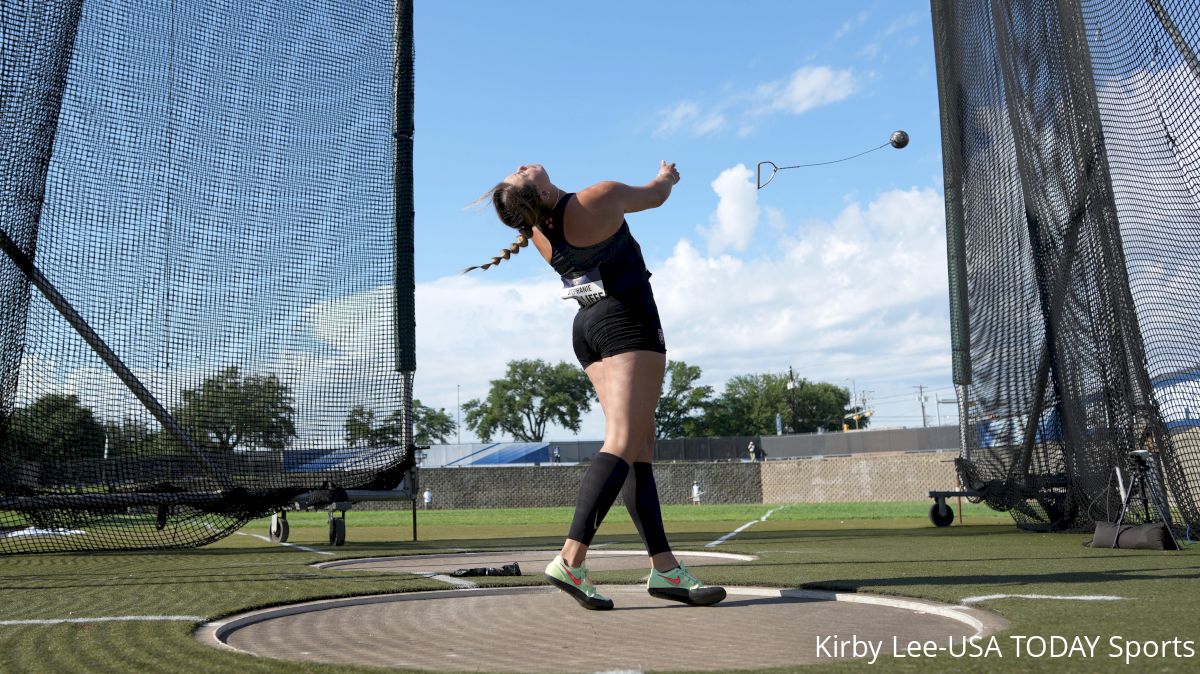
[0,501,1195,673]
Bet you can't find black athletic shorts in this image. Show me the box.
[571,284,666,368]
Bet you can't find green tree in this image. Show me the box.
[788,379,855,433]
[654,360,713,439]
[176,366,295,452]
[344,405,378,448]
[104,417,164,457]
[412,400,455,445]
[344,399,456,448]
[695,372,862,436]
[463,359,593,442]
[8,394,105,461]
[699,373,791,436]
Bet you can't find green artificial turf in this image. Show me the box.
[0,503,1194,673]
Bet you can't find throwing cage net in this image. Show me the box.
[0,0,417,553]
[933,0,1200,532]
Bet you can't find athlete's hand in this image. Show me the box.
[657,160,680,185]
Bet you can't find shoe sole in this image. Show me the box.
[649,586,727,606]
[545,573,614,610]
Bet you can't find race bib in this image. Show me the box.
[561,268,607,307]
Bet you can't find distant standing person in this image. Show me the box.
[747,441,756,462]
[692,481,703,506]
[553,446,562,463]
[468,161,725,611]
[422,487,432,510]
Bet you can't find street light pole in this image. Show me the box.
[456,384,461,444]
[787,366,797,434]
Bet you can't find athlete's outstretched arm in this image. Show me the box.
[576,161,680,223]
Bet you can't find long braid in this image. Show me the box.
[461,227,532,273]
[463,181,551,274]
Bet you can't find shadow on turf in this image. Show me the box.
[807,567,1200,592]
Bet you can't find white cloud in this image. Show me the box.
[835,11,871,40]
[699,164,760,255]
[754,66,857,116]
[654,65,857,138]
[652,102,726,138]
[692,112,726,136]
[654,101,700,137]
[657,184,950,392]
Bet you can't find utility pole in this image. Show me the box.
[915,385,928,428]
[456,384,461,444]
[787,366,797,434]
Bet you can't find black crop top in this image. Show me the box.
[542,193,652,295]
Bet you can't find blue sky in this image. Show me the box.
[410,1,958,439]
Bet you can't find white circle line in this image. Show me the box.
[194,585,1007,653]
[313,548,757,570]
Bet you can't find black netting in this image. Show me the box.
[934,0,1200,533]
[0,0,415,553]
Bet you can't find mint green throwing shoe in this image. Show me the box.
[544,554,614,610]
[648,562,726,606]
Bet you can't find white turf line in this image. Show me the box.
[235,531,334,556]
[961,594,1125,604]
[0,616,203,626]
[705,505,789,547]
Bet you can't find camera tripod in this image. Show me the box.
[1113,450,1180,549]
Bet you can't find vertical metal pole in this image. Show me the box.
[393,0,416,375]
[931,0,972,389]
[393,0,419,523]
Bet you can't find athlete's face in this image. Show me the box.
[504,164,551,193]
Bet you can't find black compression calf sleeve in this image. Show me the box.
[621,461,672,556]
[567,452,630,546]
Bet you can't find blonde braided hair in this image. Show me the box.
[463,182,552,274]
[461,227,532,273]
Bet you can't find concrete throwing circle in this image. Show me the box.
[198,586,1006,672]
[313,549,756,580]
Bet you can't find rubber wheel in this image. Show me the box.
[930,502,955,527]
[328,517,346,546]
[268,513,289,543]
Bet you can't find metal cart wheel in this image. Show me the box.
[328,513,346,546]
[268,512,289,543]
[930,501,955,527]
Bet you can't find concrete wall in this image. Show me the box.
[403,451,959,510]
